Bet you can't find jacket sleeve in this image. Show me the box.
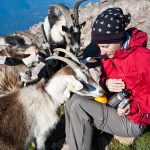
[128,47,150,124]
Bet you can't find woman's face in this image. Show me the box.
[98,43,121,58]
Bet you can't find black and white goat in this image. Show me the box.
[0,34,41,68]
[0,43,47,93]
[0,35,26,51]
[0,53,103,150]
[43,0,86,56]
[0,0,86,69]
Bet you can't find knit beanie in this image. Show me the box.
[91,7,131,44]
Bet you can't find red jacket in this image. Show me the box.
[101,28,150,125]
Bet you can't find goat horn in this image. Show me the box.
[45,55,79,69]
[73,0,87,25]
[45,55,88,82]
[53,48,81,65]
[50,4,73,28]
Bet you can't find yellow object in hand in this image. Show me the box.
[94,96,108,104]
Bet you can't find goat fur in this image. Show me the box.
[0,65,28,96]
[43,1,86,55]
[0,65,103,150]
[0,66,80,149]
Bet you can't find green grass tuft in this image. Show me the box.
[132,129,150,150]
[109,127,150,150]
[109,138,131,150]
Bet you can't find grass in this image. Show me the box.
[29,143,35,150]
[29,126,150,150]
[132,129,150,150]
[29,134,150,150]
[109,127,150,150]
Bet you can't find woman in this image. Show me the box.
[62,7,150,150]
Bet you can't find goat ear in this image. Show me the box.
[80,21,86,29]
[70,14,74,20]
[62,26,69,32]
[65,75,83,91]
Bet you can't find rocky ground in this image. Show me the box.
[79,0,150,48]
[29,0,150,49]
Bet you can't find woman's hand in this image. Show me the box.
[106,78,125,92]
[117,104,130,116]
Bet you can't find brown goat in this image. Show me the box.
[0,64,28,96]
[0,56,103,150]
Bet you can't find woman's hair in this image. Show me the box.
[91,7,131,44]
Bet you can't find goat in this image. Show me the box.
[0,55,41,96]
[0,55,103,150]
[0,64,28,97]
[0,34,41,56]
[0,36,46,86]
[0,45,45,94]
[0,47,83,96]
[0,34,42,67]
[0,1,86,67]
[43,0,86,56]
[0,47,41,91]
[0,35,26,51]
[0,48,78,97]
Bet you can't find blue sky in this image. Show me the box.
[0,0,98,35]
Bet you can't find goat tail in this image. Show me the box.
[0,67,22,96]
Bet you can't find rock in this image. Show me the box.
[114,135,135,145]
[78,0,150,48]
[28,0,150,49]
[22,0,150,50]
[61,144,69,150]
[86,2,95,7]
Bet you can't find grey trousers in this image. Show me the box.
[65,94,145,150]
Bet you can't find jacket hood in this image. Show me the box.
[128,28,148,48]
[114,28,148,59]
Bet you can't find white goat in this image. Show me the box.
[0,55,103,150]
[43,0,86,55]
